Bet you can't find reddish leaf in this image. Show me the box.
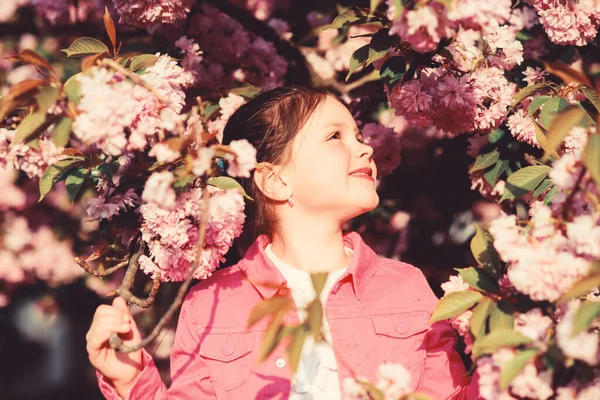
[0,79,47,120]
[13,50,58,82]
[104,7,117,55]
[82,51,109,72]
[543,61,593,88]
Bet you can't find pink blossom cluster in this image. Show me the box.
[1,0,105,25]
[187,3,288,91]
[243,0,290,21]
[388,65,516,136]
[527,0,600,46]
[360,123,402,177]
[113,0,192,28]
[548,151,600,217]
[0,213,82,306]
[389,2,452,53]
[447,0,513,33]
[0,165,26,211]
[138,179,245,282]
[441,274,474,353]
[206,93,247,143]
[488,202,594,302]
[0,127,65,179]
[343,362,412,400]
[476,348,553,400]
[73,55,192,156]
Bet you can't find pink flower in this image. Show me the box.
[226,139,257,178]
[515,308,553,344]
[531,0,600,46]
[139,186,245,282]
[388,80,433,128]
[449,310,474,353]
[361,123,402,177]
[509,5,539,30]
[0,165,26,210]
[441,274,470,295]
[523,66,548,85]
[448,0,512,32]
[556,300,600,365]
[507,108,539,147]
[390,2,450,53]
[142,171,177,208]
[566,215,600,259]
[148,143,180,163]
[192,147,215,177]
[510,363,553,400]
[113,0,192,28]
[375,362,412,399]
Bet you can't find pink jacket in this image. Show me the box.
[97,232,479,399]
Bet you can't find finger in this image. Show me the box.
[112,297,131,318]
[94,306,130,323]
[87,323,132,350]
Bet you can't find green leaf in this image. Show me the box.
[472,329,532,358]
[499,349,540,391]
[584,134,600,187]
[39,157,85,201]
[470,224,501,278]
[470,298,492,339]
[308,299,323,342]
[509,83,551,111]
[579,86,600,112]
[228,85,262,99]
[528,96,551,115]
[366,29,392,66]
[483,159,509,187]
[370,0,384,12]
[488,128,506,144]
[457,267,499,294]
[11,112,47,145]
[65,167,88,202]
[378,56,405,90]
[500,165,552,202]
[544,185,558,205]
[539,97,570,129]
[207,176,252,200]
[247,295,293,328]
[430,291,483,323]
[470,150,500,173]
[489,301,514,331]
[62,37,109,58]
[129,54,159,71]
[36,86,59,111]
[287,327,306,374]
[531,178,553,199]
[322,8,367,30]
[572,301,600,335]
[311,272,328,297]
[63,75,82,105]
[257,311,286,362]
[346,44,370,81]
[533,120,559,159]
[51,117,73,147]
[173,174,196,195]
[560,267,600,301]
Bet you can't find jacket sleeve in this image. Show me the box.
[415,269,481,400]
[96,290,217,399]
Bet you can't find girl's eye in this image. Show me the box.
[328,130,341,140]
[356,133,364,143]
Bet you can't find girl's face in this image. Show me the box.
[283,95,379,222]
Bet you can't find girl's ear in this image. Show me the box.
[253,162,292,202]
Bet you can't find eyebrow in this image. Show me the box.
[323,122,361,134]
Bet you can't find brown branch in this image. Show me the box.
[74,257,128,277]
[110,186,211,353]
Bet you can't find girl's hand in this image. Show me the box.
[86,296,144,391]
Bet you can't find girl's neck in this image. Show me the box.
[269,223,351,274]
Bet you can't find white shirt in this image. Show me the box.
[264,244,353,400]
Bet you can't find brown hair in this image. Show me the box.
[221,85,338,245]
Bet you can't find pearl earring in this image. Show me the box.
[288,197,294,207]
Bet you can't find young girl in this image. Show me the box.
[86,86,478,399]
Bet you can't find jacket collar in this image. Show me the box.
[237,231,380,300]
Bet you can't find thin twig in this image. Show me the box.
[99,58,167,105]
[74,257,128,277]
[110,186,210,352]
